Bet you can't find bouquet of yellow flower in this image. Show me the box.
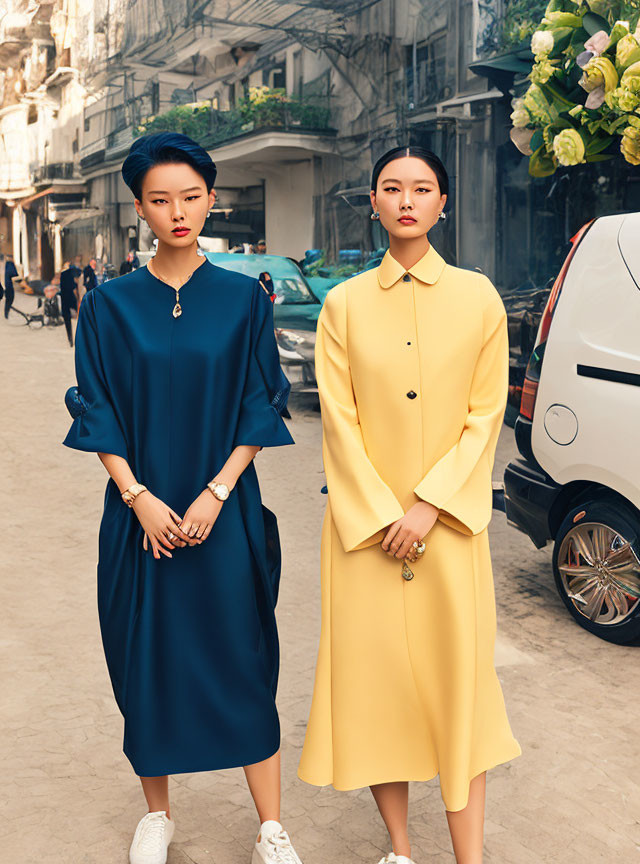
[510,0,640,175]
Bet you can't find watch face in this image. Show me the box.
[216,484,230,500]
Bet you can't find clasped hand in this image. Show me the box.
[381,501,439,562]
[133,489,223,559]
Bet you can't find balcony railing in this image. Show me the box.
[34,162,77,182]
[135,90,334,150]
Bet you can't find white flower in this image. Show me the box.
[531,30,555,55]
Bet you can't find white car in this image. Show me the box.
[503,212,640,645]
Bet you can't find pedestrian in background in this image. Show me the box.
[59,259,82,346]
[62,132,302,864]
[3,254,18,320]
[119,250,138,275]
[299,146,520,864]
[83,257,98,292]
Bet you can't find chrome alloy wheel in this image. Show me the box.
[557,522,640,626]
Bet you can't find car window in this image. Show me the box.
[204,253,319,304]
[271,275,316,304]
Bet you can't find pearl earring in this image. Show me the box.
[370,211,380,221]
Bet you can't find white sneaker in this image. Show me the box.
[129,810,175,864]
[252,820,303,864]
[377,855,416,864]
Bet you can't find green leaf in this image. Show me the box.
[529,144,557,177]
[582,12,610,36]
[531,129,545,151]
[541,81,576,108]
[585,134,614,154]
[570,27,590,47]
[585,153,614,162]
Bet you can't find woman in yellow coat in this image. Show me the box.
[298,147,520,864]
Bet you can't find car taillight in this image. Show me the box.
[519,219,594,420]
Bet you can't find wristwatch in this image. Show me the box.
[207,480,230,502]
[121,483,148,507]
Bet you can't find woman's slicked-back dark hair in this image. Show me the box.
[371,146,449,197]
[122,132,217,199]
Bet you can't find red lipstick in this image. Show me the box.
[172,227,190,236]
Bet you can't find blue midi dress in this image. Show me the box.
[62,260,293,776]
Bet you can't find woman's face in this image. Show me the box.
[134,162,216,247]
[370,157,447,240]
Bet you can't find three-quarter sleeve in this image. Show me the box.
[233,280,294,448]
[413,285,508,536]
[317,285,404,553]
[62,290,129,460]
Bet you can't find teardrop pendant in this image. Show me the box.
[172,302,182,318]
[401,562,414,581]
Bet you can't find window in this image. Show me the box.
[84,115,90,132]
[113,104,126,131]
[405,33,448,109]
[293,50,303,97]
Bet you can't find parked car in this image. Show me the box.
[203,252,323,388]
[501,278,553,426]
[503,212,640,645]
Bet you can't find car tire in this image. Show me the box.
[504,402,518,429]
[553,499,640,645]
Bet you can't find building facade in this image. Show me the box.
[4,0,640,289]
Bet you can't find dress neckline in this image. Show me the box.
[144,256,209,291]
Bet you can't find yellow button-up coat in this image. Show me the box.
[298,244,520,811]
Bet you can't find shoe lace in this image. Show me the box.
[265,830,298,864]
[136,813,167,854]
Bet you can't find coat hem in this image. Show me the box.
[297,738,521,812]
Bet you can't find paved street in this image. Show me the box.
[1,300,639,864]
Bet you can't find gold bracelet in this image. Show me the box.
[121,483,148,508]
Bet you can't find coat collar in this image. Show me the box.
[377,244,446,289]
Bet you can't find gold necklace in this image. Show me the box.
[148,258,201,318]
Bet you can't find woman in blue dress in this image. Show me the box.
[63,133,303,864]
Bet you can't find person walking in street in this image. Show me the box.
[71,254,87,310]
[298,146,521,864]
[3,255,18,319]
[59,259,82,346]
[83,257,98,292]
[62,132,303,864]
[120,250,139,275]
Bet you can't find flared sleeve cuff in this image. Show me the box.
[61,291,129,460]
[413,456,493,537]
[63,386,129,460]
[233,281,294,449]
[330,480,405,553]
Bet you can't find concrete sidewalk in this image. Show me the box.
[1,303,639,863]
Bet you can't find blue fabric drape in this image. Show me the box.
[62,261,293,776]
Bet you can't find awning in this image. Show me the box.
[0,184,87,206]
[0,187,36,202]
[469,48,533,92]
[59,208,103,228]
